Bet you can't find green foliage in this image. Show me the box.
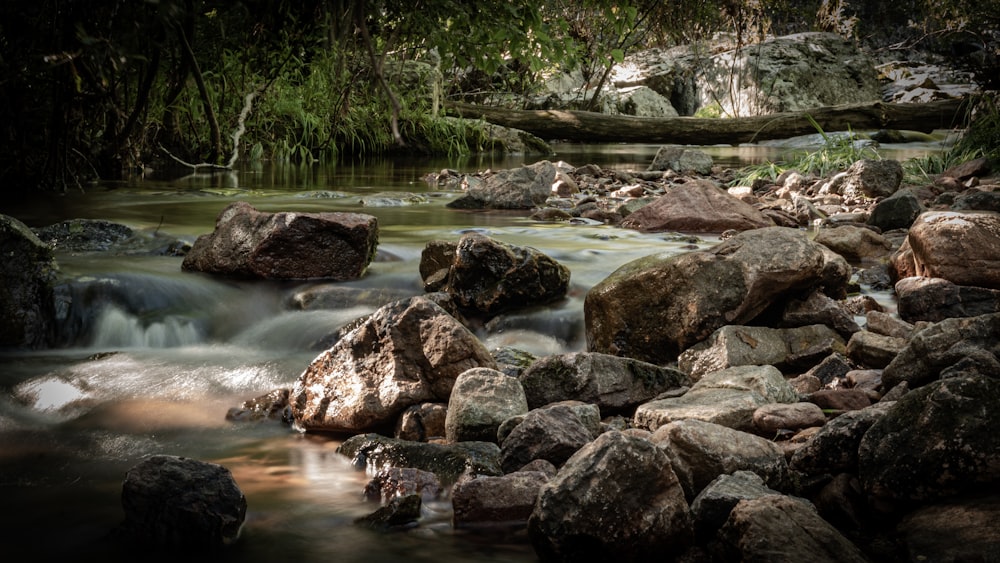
[903,95,1000,182]
[732,117,881,186]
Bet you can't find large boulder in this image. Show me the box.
[867,187,925,231]
[651,419,789,501]
[890,210,1000,289]
[337,433,503,485]
[182,201,378,280]
[881,312,1000,391]
[518,351,690,415]
[840,159,904,199]
[813,225,893,263]
[420,233,571,315]
[716,495,869,563]
[859,372,1000,505]
[897,494,1000,562]
[690,470,784,543]
[677,324,845,380]
[620,179,773,233]
[585,227,849,364]
[528,431,694,561]
[447,160,557,209]
[789,403,891,476]
[635,365,798,433]
[290,297,497,433]
[120,455,246,550]
[0,214,56,348]
[445,368,528,443]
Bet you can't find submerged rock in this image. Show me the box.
[120,455,246,550]
[338,433,502,485]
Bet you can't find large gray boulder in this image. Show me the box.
[651,419,789,501]
[445,368,528,443]
[420,233,571,315]
[789,403,891,476]
[528,431,694,561]
[447,160,557,209]
[716,495,869,563]
[690,471,783,543]
[586,227,849,364]
[620,179,773,233]
[840,159,904,200]
[518,351,690,415]
[182,201,378,280]
[881,312,1000,391]
[120,455,246,550]
[290,297,497,433]
[859,372,1000,505]
[890,210,1000,289]
[635,365,798,433]
[0,214,56,348]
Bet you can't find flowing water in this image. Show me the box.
[0,139,942,560]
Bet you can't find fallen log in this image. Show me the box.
[445,98,971,145]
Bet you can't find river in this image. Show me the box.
[0,138,941,560]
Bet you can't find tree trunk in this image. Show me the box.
[445,98,971,145]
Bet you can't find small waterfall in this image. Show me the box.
[89,305,203,348]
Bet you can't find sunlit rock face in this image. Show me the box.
[182,201,378,280]
[890,210,1000,290]
[615,32,880,117]
[290,296,497,433]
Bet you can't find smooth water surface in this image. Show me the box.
[0,139,936,560]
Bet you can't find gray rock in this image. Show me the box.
[845,330,906,369]
[337,433,502,485]
[499,402,599,473]
[528,431,694,561]
[781,289,861,338]
[897,494,1000,563]
[690,470,782,542]
[424,232,571,315]
[586,227,849,364]
[678,324,845,380]
[716,494,869,563]
[447,160,557,209]
[518,351,690,415]
[841,159,904,199]
[651,419,789,501]
[620,179,773,233]
[952,189,1000,213]
[802,352,854,386]
[452,471,549,528]
[814,225,893,262]
[445,368,528,443]
[615,85,679,117]
[789,403,890,476]
[225,388,290,423]
[182,201,378,280]
[864,310,916,339]
[34,218,133,252]
[120,455,246,550]
[882,312,1000,391]
[868,187,925,231]
[647,147,713,174]
[290,297,497,433]
[895,276,1000,323]
[635,365,798,433]
[0,214,57,348]
[354,494,422,530]
[859,372,1000,504]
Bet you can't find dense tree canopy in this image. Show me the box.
[0,0,995,192]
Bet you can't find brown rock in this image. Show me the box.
[620,179,773,233]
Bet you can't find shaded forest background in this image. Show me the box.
[0,0,996,193]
